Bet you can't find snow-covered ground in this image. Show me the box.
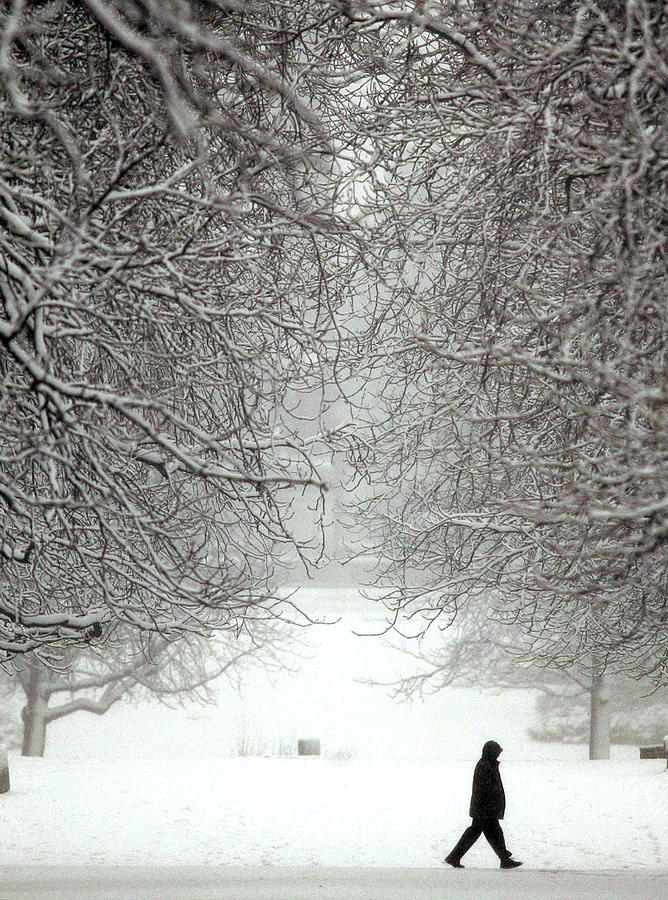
[2,754,666,869]
[3,585,665,896]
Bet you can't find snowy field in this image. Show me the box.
[2,587,666,897]
[1,754,666,870]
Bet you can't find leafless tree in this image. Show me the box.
[371,605,668,757]
[339,2,668,681]
[0,2,366,656]
[9,619,296,756]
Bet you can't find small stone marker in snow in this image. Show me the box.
[0,746,9,793]
[639,735,668,768]
[297,739,320,756]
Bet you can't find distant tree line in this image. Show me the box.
[530,686,668,746]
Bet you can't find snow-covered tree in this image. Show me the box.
[0,2,364,656]
[9,620,295,757]
[371,606,668,757]
[340,1,668,681]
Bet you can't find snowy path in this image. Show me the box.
[0,866,666,900]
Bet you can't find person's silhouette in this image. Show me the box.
[444,740,522,869]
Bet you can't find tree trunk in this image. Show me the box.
[0,746,9,793]
[589,673,611,760]
[21,664,49,757]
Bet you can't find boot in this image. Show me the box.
[500,858,523,869]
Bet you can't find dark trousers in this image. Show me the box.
[448,817,511,862]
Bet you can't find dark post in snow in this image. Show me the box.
[297,739,321,756]
[0,746,9,793]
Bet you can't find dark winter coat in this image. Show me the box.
[469,740,506,820]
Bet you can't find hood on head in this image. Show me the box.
[482,740,503,760]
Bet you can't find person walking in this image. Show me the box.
[444,740,522,869]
